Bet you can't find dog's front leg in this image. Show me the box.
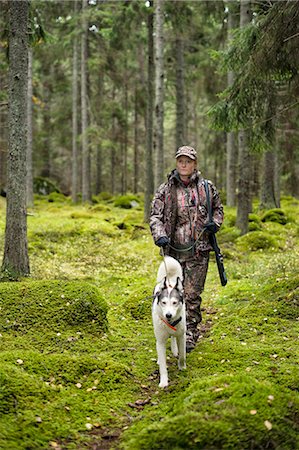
[156,339,168,388]
[177,334,186,370]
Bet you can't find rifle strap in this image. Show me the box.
[204,180,213,221]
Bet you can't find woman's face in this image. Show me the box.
[176,156,197,179]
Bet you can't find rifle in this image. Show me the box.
[204,180,228,286]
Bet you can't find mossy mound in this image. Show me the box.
[121,374,298,450]
[248,213,262,231]
[91,204,111,213]
[114,194,141,209]
[236,231,278,251]
[124,294,152,320]
[261,208,288,225]
[0,280,108,335]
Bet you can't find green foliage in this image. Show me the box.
[209,2,299,151]
[33,177,61,195]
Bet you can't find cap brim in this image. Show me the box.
[175,152,196,160]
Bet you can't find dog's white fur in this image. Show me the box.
[152,256,186,388]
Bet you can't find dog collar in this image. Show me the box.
[160,316,182,331]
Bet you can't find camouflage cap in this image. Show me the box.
[175,145,197,160]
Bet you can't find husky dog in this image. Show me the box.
[152,256,186,388]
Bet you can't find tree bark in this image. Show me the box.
[175,35,186,148]
[260,148,280,209]
[154,0,165,188]
[236,0,251,235]
[2,0,30,277]
[81,0,91,203]
[72,0,79,203]
[133,85,139,194]
[144,3,155,222]
[26,46,33,207]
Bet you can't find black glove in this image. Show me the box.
[204,221,219,234]
[156,236,169,248]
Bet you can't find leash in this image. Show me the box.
[164,228,205,254]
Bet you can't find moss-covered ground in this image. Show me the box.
[0,194,298,449]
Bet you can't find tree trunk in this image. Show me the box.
[175,36,185,148]
[226,1,238,207]
[121,76,128,194]
[144,3,155,222]
[2,0,30,278]
[95,73,103,195]
[260,148,280,209]
[81,0,91,203]
[133,86,139,194]
[154,0,165,188]
[72,0,79,203]
[236,0,251,235]
[26,46,33,207]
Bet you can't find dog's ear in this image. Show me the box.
[175,277,184,302]
[163,277,168,290]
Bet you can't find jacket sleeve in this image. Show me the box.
[209,181,224,229]
[149,183,168,243]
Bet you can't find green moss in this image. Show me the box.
[0,280,108,334]
[114,194,141,209]
[121,375,299,450]
[0,196,298,450]
[261,208,288,225]
[236,231,278,251]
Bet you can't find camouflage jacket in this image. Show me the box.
[149,169,224,255]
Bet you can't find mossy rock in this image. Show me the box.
[218,226,241,244]
[91,204,111,213]
[96,191,114,202]
[114,194,140,209]
[236,231,278,251]
[47,192,69,203]
[261,208,288,225]
[0,280,108,335]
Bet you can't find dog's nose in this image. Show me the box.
[166,313,172,320]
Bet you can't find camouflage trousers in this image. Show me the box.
[179,251,210,339]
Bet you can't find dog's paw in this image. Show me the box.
[178,360,186,370]
[159,378,168,388]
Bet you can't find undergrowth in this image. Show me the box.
[0,194,298,449]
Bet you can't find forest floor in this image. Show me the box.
[0,193,298,450]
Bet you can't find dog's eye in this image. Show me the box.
[172,301,178,306]
[161,300,167,306]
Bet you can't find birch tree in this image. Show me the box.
[2,0,30,278]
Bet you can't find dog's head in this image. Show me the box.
[155,277,184,323]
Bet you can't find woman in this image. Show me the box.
[149,145,224,352]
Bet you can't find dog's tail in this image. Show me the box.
[157,256,183,284]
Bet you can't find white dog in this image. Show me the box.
[152,256,186,388]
